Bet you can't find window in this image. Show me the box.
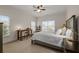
[42,20,55,32]
[31,21,36,32]
[42,21,48,31]
[0,15,10,37]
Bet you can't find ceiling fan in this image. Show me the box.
[33,5,46,12]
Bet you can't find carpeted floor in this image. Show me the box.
[3,37,60,53]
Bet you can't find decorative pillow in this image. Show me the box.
[56,27,66,35]
[62,27,66,35]
[56,29,62,35]
[65,29,73,37]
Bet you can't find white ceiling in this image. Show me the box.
[11,5,67,17]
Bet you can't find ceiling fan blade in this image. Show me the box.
[40,5,43,7]
[33,5,39,8]
[37,6,40,9]
[34,10,37,11]
[40,9,46,10]
[33,5,44,9]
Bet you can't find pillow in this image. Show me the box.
[65,29,73,48]
[62,27,66,35]
[56,29,62,35]
[65,29,73,37]
[56,27,66,35]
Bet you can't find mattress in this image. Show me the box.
[32,31,64,47]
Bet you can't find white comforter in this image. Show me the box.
[32,31,73,49]
[32,31,65,47]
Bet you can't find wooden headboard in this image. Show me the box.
[66,15,78,51]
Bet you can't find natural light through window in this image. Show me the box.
[0,15,10,37]
[31,21,36,32]
[42,20,55,32]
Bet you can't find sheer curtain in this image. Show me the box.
[31,21,36,32]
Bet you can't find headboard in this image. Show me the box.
[66,15,78,51]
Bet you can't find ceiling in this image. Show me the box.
[11,5,67,17]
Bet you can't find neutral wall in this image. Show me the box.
[0,6,34,44]
[36,11,66,31]
[66,6,79,19]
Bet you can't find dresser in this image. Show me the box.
[0,23,3,53]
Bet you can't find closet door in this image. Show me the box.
[0,23,3,53]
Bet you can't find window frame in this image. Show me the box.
[42,20,55,32]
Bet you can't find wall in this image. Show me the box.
[36,11,66,31]
[66,6,79,19]
[0,6,34,44]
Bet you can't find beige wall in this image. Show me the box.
[0,6,34,43]
[36,11,66,31]
[66,5,79,19]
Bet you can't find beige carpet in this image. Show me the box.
[3,37,60,53]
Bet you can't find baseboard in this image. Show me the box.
[3,40,17,45]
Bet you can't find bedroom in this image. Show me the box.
[0,5,79,53]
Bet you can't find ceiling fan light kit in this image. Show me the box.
[33,5,46,13]
[36,9,41,12]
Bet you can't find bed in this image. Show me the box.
[32,31,72,52]
[31,15,78,52]
[32,32,63,46]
